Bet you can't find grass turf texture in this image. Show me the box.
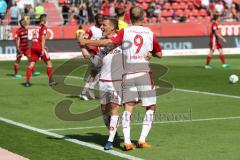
[0,55,240,160]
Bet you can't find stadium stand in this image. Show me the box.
[0,0,239,25]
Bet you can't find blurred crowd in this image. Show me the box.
[0,0,45,25]
[0,0,239,26]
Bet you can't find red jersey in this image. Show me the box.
[209,22,222,49]
[31,24,47,50]
[15,27,28,51]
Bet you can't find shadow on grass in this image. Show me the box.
[48,132,124,150]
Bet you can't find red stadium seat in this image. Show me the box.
[142,2,149,10]
[199,9,208,17]
[189,16,197,22]
[169,9,174,17]
[197,16,204,22]
[180,2,187,10]
[163,2,171,10]
[161,10,168,17]
[143,17,148,23]
[58,0,65,4]
[166,17,173,22]
[184,9,191,17]
[176,9,184,17]
[205,16,211,22]
[187,2,195,10]
[172,3,179,10]
[151,17,158,24]
[69,18,77,25]
[159,17,166,23]
[192,9,199,17]
[145,0,152,3]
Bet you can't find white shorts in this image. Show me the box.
[122,72,156,107]
[99,80,122,105]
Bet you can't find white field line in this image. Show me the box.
[0,116,144,160]
[1,75,240,100]
[175,88,240,99]
[46,116,240,131]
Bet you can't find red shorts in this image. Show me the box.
[30,48,51,63]
[17,49,31,58]
[209,40,222,50]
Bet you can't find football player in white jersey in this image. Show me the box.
[80,17,123,150]
[79,6,162,151]
[79,14,103,101]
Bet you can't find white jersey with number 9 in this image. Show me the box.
[123,26,153,63]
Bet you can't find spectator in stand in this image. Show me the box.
[78,2,87,24]
[34,2,45,24]
[0,0,7,24]
[194,0,202,9]
[10,3,21,25]
[62,3,70,25]
[224,0,232,8]
[86,2,94,24]
[101,0,110,16]
[146,2,156,18]
[215,0,224,15]
[115,8,128,30]
[109,3,116,16]
[201,0,210,9]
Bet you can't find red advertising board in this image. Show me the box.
[10,22,240,40]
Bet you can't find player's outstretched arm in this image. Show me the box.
[81,47,91,59]
[79,38,113,47]
[216,31,227,43]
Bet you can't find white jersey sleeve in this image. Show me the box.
[89,26,102,40]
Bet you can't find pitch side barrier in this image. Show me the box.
[0,36,239,60]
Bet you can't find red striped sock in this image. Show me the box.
[26,67,33,82]
[206,55,212,65]
[219,54,225,64]
[46,67,53,81]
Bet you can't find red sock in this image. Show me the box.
[219,54,225,64]
[206,55,212,65]
[14,63,19,74]
[26,67,33,82]
[46,67,53,81]
[32,67,35,73]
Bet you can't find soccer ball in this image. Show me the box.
[229,74,239,84]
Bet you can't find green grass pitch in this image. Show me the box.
[0,55,240,160]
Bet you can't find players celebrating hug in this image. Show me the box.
[80,17,123,150]
[79,6,162,151]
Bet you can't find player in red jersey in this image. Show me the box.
[79,6,162,151]
[205,14,230,69]
[13,19,40,78]
[23,14,56,87]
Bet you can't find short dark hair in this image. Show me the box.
[212,14,219,21]
[19,19,25,26]
[104,16,119,31]
[95,14,103,27]
[115,8,125,17]
[130,6,143,24]
[40,14,47,21]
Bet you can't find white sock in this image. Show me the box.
[82,82,90,94]
[103,114,110,129]
[108,115,119,142]
[139,110,154,143]
[122,111,132,144]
